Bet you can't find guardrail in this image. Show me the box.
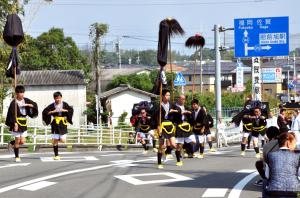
[0,122,242,151]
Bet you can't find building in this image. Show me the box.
[178,57,300,98]
[99,84,157,126]
[2,70,87,127]
[100,67,153,92]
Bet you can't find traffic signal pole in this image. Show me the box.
[214,24,222,147]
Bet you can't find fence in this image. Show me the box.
[0,122,243,151]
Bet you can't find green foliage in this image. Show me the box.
[190,48,234,61]
[19,28,90,73]
[89,23,109,67]
[118,112,128,125]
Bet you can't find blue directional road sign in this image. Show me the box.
[234,16,289,58]
[174,72,186,86]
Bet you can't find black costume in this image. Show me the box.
[42,102,73,135]
[5,98,38,132]
[191,107,206,135]
[172,104,192,138]
[251,116,267,138]
[153,102,175,139]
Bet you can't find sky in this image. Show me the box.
[22,0,300,55]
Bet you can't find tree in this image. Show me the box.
[89,23,108,97]
[19,28,90,73]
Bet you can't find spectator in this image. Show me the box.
[266,111,278,129]
[277,109,290,134]
[264,132,300,197]
[254,126,280,186]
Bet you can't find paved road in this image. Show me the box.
[0,147,262,198]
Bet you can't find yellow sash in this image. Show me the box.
[161,121,175,134]
[16,117,27,127]
[178,122,191,132]
[54,116,68,125]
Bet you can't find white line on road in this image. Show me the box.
[18,181,56,191]
[115,172,193,185]
[0,158,155,194]
[236,169,256,173]
[40,156,98,162]
[228,170,258,198]
[100,154,124,157]
[202,188,228,197]
[0,163,31,169]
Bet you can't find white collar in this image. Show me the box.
[280,147,289,150]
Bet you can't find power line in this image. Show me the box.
[28,0,276,6]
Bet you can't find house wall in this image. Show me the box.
[107,90,151,126]
[2,85,87,127]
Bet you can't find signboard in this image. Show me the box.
[234,16,289,58]
[262,68,282,83]
[236,62,244,88]
[252,57,261,101]
[174,72,186,86]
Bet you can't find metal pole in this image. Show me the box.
[200,47,203,94]
[118,37,122,69]
[294,53,297,98]
[288,69,290,102]
[214,24,222,147]
[95,95,99,128]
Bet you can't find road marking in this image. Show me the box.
[228,171,259,198]
[0,163,30,169]
[40,156,98,162]
[236,169,256,173]
[114,172,193,185]
[0,158,155,194]
[100,154,124,157]
[116,164,139,168]
[110,160,135,164]
[0,151,142,159]
[18,181,56,191]
[202,188,228,197]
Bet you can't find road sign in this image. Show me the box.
[174,72,186,86]
[236,62,244,88]
[234,16,289,58]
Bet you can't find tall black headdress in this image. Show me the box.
[3,13,24,79]
[3,12,25,123]
[185,33,205,99]
[154,17,184,135]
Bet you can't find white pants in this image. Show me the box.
[11,131,28,138]
[52,134,67,140]
[176,135,196,144]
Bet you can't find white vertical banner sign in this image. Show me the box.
[236,62,244,91]
[252,57,261,101]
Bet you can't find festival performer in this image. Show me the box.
[6,85,38,162]
[42,91,73,160]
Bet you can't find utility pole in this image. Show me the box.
[213,25,234,147]
[213,24,222,147]
[288,56,290,102]
[294,53,297,99]
[117,37,122,69]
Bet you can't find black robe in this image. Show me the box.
[5,98,38,132]
[191,107,206,135]
[42,102,73,135]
